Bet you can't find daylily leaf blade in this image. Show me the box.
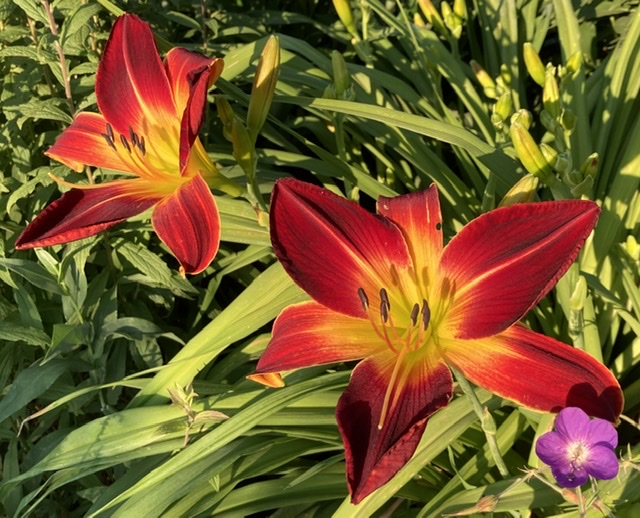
[441,324,623,421]
[440,200,600,339]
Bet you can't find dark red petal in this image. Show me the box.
[45,112,128,173]
[440,200,600,339]
[96,14,177,139]
[441,325,623,422]
[164,48,223,174]
[254,301,382,375]
[15,180,161,249]
[151,174,219,275]
[377,184,443,295]
[337,352,453,503]
[270,178,412,318]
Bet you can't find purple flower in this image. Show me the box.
[535,407,619,488]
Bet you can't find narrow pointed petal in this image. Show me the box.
[440,200,600,339]
[96,14,177,139]
[164,48,223,172]
[151,173,219,275]
[441,325,623,421]
[15,180,162,249]
[377,184,443,295]
[270,178,412,318]
[254,301,382,376]
[337,352,453,503]
[45,112,129,173]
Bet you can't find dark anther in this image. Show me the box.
[380,288,390,323]
[101,133,116,151]
[410,303,420,326]
[129,127,139,147]
[421,299,431,329]
[106,122,114,141]
[138,135,146,155]
[120,134,132,153]
[357,288,369,310]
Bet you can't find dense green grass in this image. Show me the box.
[1,0,639,515]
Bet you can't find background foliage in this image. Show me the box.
[1,0,639,516]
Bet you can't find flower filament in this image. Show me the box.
[358,287,432,429]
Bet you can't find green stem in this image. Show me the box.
[451,367,509,477]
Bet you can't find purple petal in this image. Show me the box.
[586,418,618,449]
[555,407,590,441]
[585,444,619,481]
[552,463,588,488]
[535,431,568,467]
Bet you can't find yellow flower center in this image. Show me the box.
[358,286,436,430]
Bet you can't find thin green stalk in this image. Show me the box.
[451,366,509,477]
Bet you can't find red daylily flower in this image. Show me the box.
[16,14,240,275]
[250,178,623,504]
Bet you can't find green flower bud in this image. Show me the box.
[498,174,539,207]
[554,152,572,173]
[441,1,463,39]
[453,0,467,20]
[215,95,235,142]
[510,109,533,130]
[543,68,561,119]
[332,0,358,39]
[539,143,559,168]
[418,0,447,35]
[471,60,497,99]
[565,50,583,78]
[510,121,556,184]
[499,63,511,87]
[331,50,351,98]
[231,116,258,181]
[579,152,599,178]
[523,42,545,86]
[540,109,559,133]
[569,175,593,197]
[413,12,425,27]
[493,92,513,121]
[247,35,280,143]
[569,275,587,312]
[560,108,576,132]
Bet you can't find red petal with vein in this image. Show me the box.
[337,353,453,503]
[440,201,600,339]
[15,180,162,249]
[45,112,129,173]
[378,184,443,292]
[270,178,412,318]
[151,174,219,275]
[165,49,223,172]
[441,325,623,421]
[254,301,382,375]
[96,14,176,138]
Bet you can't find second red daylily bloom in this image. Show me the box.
[16,14,241,275]
[249,178,623,504]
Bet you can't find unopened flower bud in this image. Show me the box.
[499,63,511,87]
[471,60,497,99]
[247,372,285,388]
[565,50,583,78]
[579,152,599,178]
[332,0,358,39]
[523,42,545,86]
[418,0,447,35]
[510,109,532,130]
[247,35,280,143]
[540,109,559,133]
[476,495,499,512]
[215,95,235,142]
[231,117,257,181]
[453,0,467,20]
[569,275,588,311]
[441,1,463,39]
[539,143,558,168]
[570,175,593,197]
[331,50,351,98]
[499,174,539,207]
[493,92,513,122]
[413,12,425,27]
[510,121,556,184]
[543,68,561,119]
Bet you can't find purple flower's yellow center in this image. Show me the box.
[358,286,433,430]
